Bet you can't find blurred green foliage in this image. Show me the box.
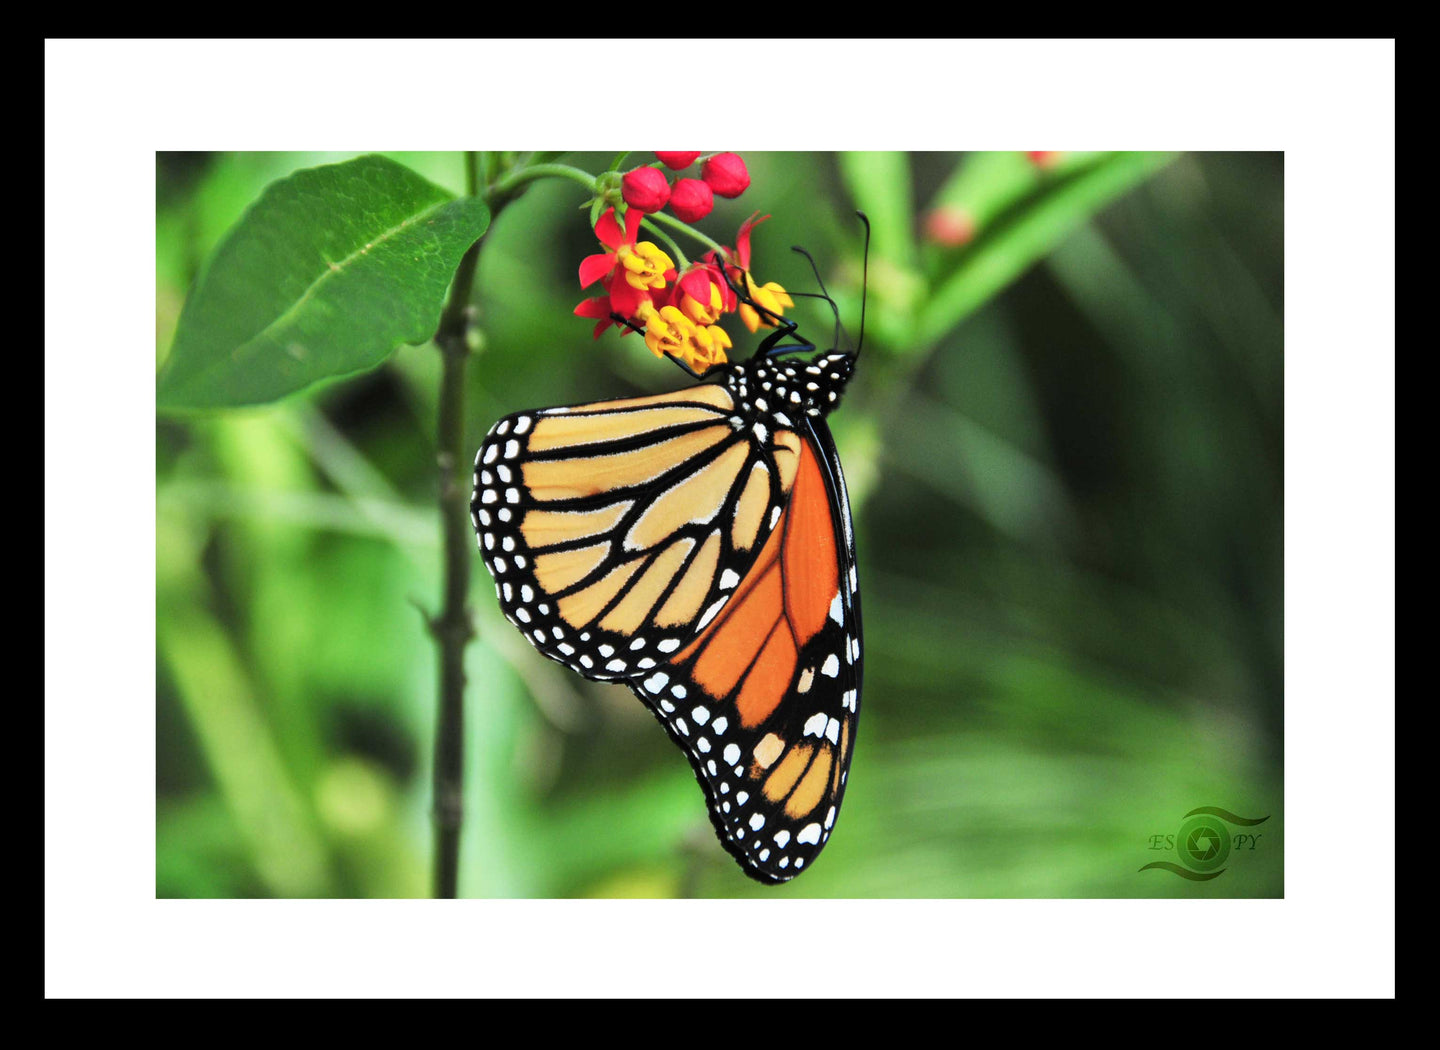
[157,151,1283,898]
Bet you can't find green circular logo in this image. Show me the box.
[1175,815,1230,873]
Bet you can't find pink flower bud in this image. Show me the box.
[701,152,750,198]
[923,205,975,247]
[622,166,671,213]
[655,151,703,170]
[669,178,714,222]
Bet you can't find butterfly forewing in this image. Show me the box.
[471,383,801,682]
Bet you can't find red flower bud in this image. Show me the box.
[655,151,702,170]
[923,205,975,248]
[669,178,714,222]
[622,166,671,213]
[701,152,750,198]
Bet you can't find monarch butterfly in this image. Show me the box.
[471,232,865,884]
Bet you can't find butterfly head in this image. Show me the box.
[725,351,855,422]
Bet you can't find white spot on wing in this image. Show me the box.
[697,598,727,630]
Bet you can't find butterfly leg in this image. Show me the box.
[716,263,816,359]
[607,311,706,379]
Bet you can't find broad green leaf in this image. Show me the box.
[915,151,1177,346]
[158,155,490,410]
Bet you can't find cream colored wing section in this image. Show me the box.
[471,383,802,682]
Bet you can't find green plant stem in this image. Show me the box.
[428,151,483,899]
[484,162,597,206]
[646,209,725,255]
[422,152,725,897]
[639,219,688,269]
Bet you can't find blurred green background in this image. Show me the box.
[156,151,1283,898]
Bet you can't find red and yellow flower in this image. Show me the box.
[636,301,732,371]
[576,207,676,327]
[672,261,737,326]
[571,160,790,365]
[716,213,793,333]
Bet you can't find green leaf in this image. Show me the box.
[837,151,917,268]
[158,155,490,410]
[915,151,1177,346]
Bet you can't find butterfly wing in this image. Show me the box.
[471,383,806,681]
[629,415,862,883]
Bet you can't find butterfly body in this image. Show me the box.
[472,349,861,883]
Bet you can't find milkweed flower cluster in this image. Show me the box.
[574,151,791,374]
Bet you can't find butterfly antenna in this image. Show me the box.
[855,211,870,360]
[790,245,844,352]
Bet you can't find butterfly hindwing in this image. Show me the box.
[627,417,862,883]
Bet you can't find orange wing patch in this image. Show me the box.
[640,431,859,882]
[672,437,838,727]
